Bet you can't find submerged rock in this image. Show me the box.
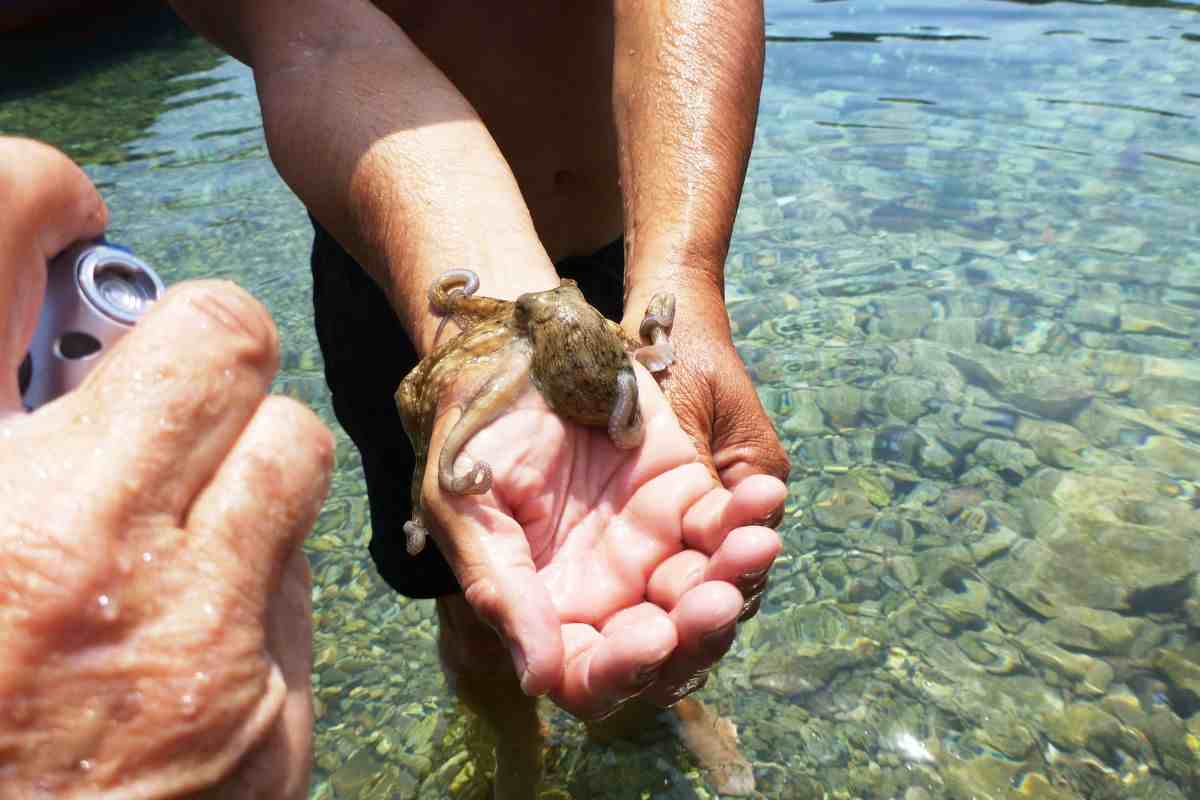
[993,467,1200,614]
[1014,417,1089,469]
[778,388,827,436]
[947,351,1093,421]
[1039,702,1128,756]
[1044,605,1156,657]
[1073,398,1179,448]
[1133,436,1200,481]
[816,383,866,430]
[1120,302,1198,337]
[1152,649,1200,713]
[751,638,883,698]
[942,753,1023,800]
[971,438,1040,482]
[330,746,383,797]
[812,485,878,530]
[1149,403,1200,436]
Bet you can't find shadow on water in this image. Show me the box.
[0,6,223,165]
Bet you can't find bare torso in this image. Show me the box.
[379,0,623,262]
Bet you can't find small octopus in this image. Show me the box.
[395,269,675,556]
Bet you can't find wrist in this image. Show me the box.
[622,259,732,344]
[252,38,561,359]
[402,241,561,357]
[624,248,724,340]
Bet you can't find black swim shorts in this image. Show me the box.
[310,218,625,598]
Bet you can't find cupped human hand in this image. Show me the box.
[0,138,333,799]
[623,284,790,500]
[624,283,791,618]
[419,362,785,720]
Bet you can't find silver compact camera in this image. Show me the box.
[20,241,166,409]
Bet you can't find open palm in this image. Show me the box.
[420,363,784,719]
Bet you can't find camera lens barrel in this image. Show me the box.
[21,241,165,409]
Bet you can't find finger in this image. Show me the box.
[641,581,743,707]
[185,395,333,611]
[720,464,787,529]
[704,525,781,603]
[210,551,314,799]
[616,460,712,560]
[646,549,709,611]
[461,560,563,697]
[57,280,282,515]
[681,473,786,554]
[646,524,780,612]
[424,413,564,697]
[556,605,677,719]
[0,138,108,412]
[0,138,108,260]
[710,370,792,501]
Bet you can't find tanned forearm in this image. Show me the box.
[169,0,559,356]
[611,0,764,320]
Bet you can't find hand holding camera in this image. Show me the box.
[21,240,165,408]
[0,136,330,798]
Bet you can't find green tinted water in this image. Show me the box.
[2,2,1198,797]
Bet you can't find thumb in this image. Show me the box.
[712,381,791,487]
[666,356,790,524]
[663,370,720,481]
[421,410,565,696]
[0,138,107,413]
[460,558,563,697]
[426,496,563,695]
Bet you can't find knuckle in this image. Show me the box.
[169,281,279,368]
[0,508,123,632]
[739,590,765,622]
[264,396,336,472]
[462,578,503,630]
[769,444,792,481]
[0,138,106,251]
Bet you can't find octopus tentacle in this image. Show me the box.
[607,367,643,449]
[429,268,481,311]
[438,360,532,494]
[430,269,481,342]
[635,292,675,373]
[403,518,429,556]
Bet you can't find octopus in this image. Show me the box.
[395,268,676,556]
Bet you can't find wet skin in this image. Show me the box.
[378,1,624,261]
[396,269,675,557]
[163,2,785,793]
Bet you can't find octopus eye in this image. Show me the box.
[514,295,535,328]
[516,292,554,326]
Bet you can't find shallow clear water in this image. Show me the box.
[3,2,1199,797]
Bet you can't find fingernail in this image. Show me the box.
[660,672,710,706]
[509,642,535,695]
[631,656,670,689]
[182,282,274,351]
[701,620,738,651]
[739,568,770,585]
[739,594,763,622]
[752,507,784,528]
